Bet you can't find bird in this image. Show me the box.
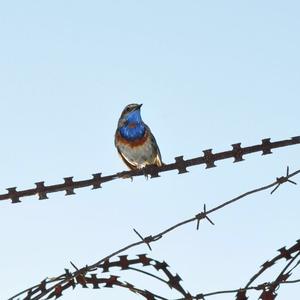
[115,103,163,170]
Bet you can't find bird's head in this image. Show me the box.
[119,103,143,126]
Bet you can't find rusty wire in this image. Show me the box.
[10,255,190,300]
[9,241,300,300]
[245,239,300,289]
[9,166,300,300]
[1,136,300,204]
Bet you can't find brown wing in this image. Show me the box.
[153,152,163,167]
[117,148,138,170]
[148,127,164,167]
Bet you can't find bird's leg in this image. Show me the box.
[143,171,149,180]
[141,166,150,180]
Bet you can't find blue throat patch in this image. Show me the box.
[119,110,145,141]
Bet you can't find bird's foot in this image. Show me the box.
[142,164,160,179]
[143,171,149,180]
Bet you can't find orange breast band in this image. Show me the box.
[116,130,148,147]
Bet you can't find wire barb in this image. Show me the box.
[271,166,298,194]
[195,204,215,230]
[133,228,154,251]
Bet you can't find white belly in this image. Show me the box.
[117,141,157,168]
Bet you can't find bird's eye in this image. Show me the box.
[126,107,131,112]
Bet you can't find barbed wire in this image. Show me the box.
[196,238,300,299]
[9,166,299,299]
[1,136,299,204]
[244,238,300,290]
[9,240,300,300]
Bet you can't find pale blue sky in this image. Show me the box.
[0,1,300,299]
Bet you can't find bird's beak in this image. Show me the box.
[137,104,143,110]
